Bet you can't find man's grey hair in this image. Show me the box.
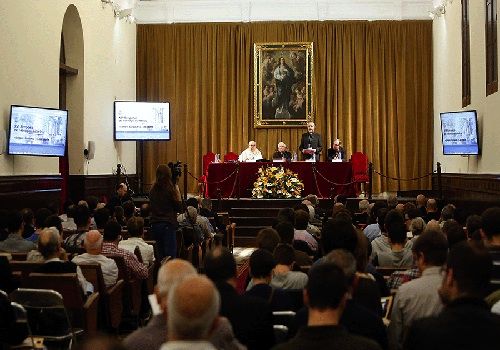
[39,227,61,259]
[410,217,426,236]
[167,275,220,340]
[387,195,398,208]
[325,249,357,280]
[156,259,197,300]
[358,199,370,212]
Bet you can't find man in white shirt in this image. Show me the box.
[72,230,118,288]
[119,217,155,267]
[388,229,448,350]
[238,140,263,162]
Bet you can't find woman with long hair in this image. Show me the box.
[149,164,182,259]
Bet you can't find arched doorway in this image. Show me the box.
[59,4,84,204]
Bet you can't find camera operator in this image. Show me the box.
[168,161,183,184]
[149,164,182,260]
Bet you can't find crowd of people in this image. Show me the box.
[2,186,500,349]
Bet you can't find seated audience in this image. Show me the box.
[64,204,92,252]
[119,216,155,266]
[114,206,126,227]
[204,247,274,350]
[441,219,467,248]
[21,208,35,239]
[124,259,243,350]
[416,194,427,217]
[295,250,388,349]
[405,242,500,350]
[106,183,132,211]
[0,211,35,253]
[294,204,320,238]
[27,214,67,262]
[353,199,370,226]
[245,249,294,311]
[256,228,281,254]
[60,202,77,231]
[480,207,500,291]
[122,200,136,222]
[424,198,440,223]
[26,208,51,243]
[271,244,308,290]
[94,207,111,231]
[371,210,413,263]
[274,263,381,350]
[199,198,225,232]
[72,230,118,288]
[101,220,148,280]
[364,208,388,243]
[35,227,93,295]
[178,197,215,238]
[439,204,456,224]
[408,217,426,241]
[178,206,207,245]
[466,214,482,241]
[160,275,220,350]
[375,221,413,268]
[388,229,448,350]
[274,221,312,266]
[293,210,318,253]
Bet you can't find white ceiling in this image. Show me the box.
[120,0,435,24]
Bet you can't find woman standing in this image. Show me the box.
[149,164,182,260]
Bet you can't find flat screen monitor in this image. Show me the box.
[8,105,68,157]
[440,110,480,155]
[114,101,170,141]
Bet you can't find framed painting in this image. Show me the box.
[254,42,314,128]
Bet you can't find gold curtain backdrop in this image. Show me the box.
[137,21,433,194]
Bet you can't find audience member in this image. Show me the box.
[353,199,370,226]
[61,202,77,231]
[408,217,426,241]
[466,214,482,241]
[439,204,456,224]
[424,199,440,222]
[21,208,35,239]
[161,275,220,349]
[0,211,35,253]
[107,183,132,211]
[275,208,295,226]
[256,228,281,254]
[72,230,118,288]
[416,194,427,218]
[124,259,243,350]
[101,220,148,280]
[364,208,388,243]
[94,207,111,231]
[122,201,136,222]
[178,197,215,238]
[480,207,500,291]
[405,242,500,350]
[274,222,312,266]
[113,206,126,227]
[388,230,448,350]
[35,227,93,295]
[293,210,318,253]
[119,216,155,267]
[271,244,308,290]
[371,210,412,263]
[375,221,413,268]
[274,263,381,350]
[64,204,91,252]
[26,208,52,243]
[204,247,274,350]
[441,219,467,248]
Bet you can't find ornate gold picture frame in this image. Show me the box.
[254,42,314,128]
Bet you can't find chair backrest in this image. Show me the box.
[351,152,369,182]
[9,261,44,281]
[78,263,106,294]
[202,152,216,176]
[223,152,239,162]
[23,273,85,310]
[10,252,28,261]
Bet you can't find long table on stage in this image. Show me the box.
[206,161,355,199]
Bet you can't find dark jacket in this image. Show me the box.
[299,132,322,160]
[405,297,500,350]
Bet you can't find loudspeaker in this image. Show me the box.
[84,141,95,160]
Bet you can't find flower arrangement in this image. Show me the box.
[252,166,304,199]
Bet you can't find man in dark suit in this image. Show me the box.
[272,142,292,161]
[327,139,347,161]
[405,242,500,350]
[299,122,322,160]
[204,247,275,350]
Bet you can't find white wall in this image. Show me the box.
[433,1,500,174]
[0,0,136,176]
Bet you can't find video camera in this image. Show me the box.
[168,161,182,183]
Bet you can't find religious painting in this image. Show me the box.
[254,42,314,128]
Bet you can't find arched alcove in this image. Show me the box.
[60,4,84,202]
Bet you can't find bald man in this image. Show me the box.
[164,275,220,348]
[299,122,322,160]
[35,227,93,295]
[72,230,118,288]
[124,259,244,350]
[272,142,292,161]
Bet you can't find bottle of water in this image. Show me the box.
[293,152,297,162]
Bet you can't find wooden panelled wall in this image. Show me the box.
[137,20,434,194]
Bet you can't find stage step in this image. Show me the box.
[234,225,269,237]
[235,236,259,247]
[230,217,276,226]
[229,208,282,217]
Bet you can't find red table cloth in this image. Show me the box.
[206,161,355,198]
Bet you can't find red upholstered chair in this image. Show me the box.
[351,152,369,196]
[199,152,216,196]
[223,152,239,162]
